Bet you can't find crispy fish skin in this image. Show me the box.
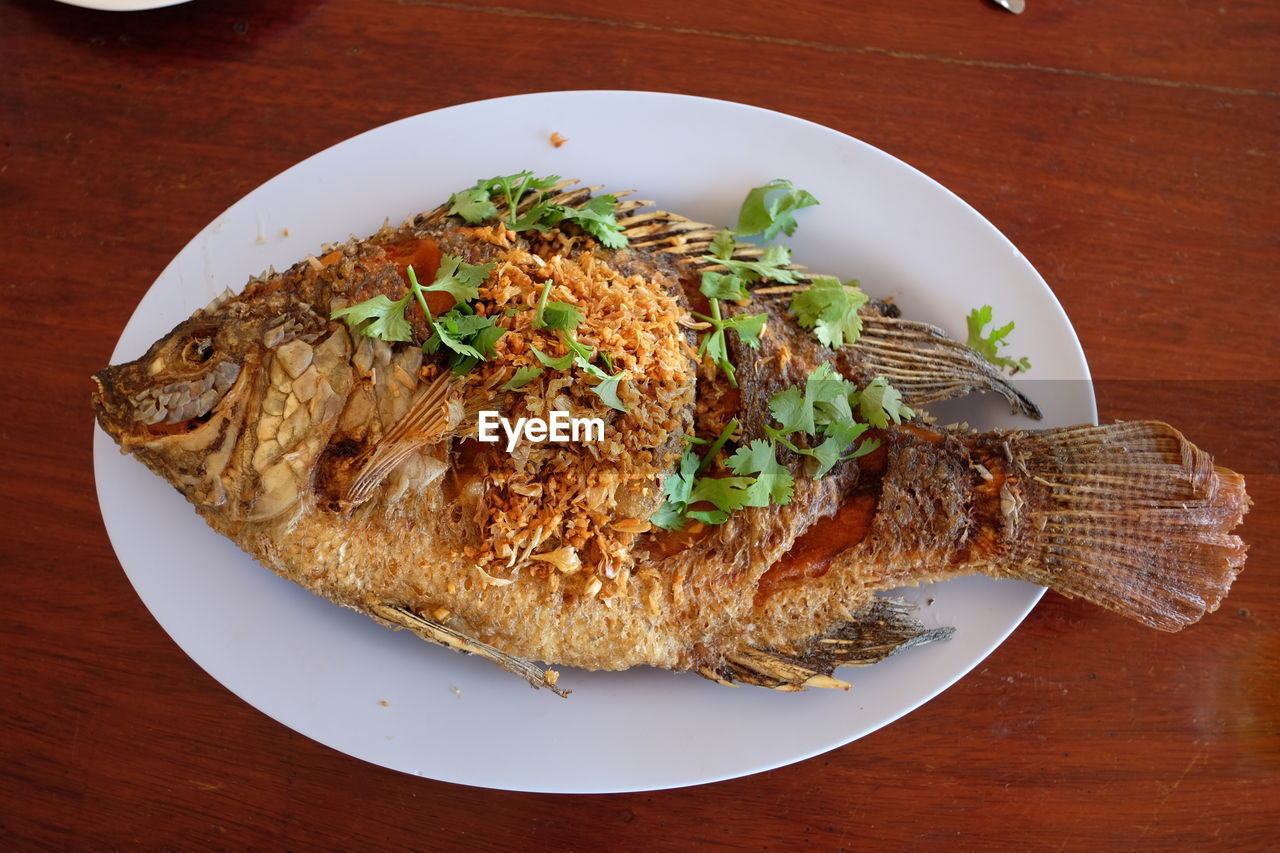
[91,188,1250,692]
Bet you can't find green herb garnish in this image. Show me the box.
[449,171,561,229]
[651,366,906,530]
[734,178,819,242]
[789,276,870,349]
[526,294,630,412]
[422,304,505,374]
[546,195,629,249]
[966,305,1031,374]
[651,420,756,530]
[331,254,499,363]
[447,172,629,248]
[692,297,767,388]
[532,279,585,331]
[502,364,545,390]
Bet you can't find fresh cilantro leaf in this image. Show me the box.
[699,270,749,301]
[530,330,627,411]
[768,386,815,437]
[856,376,914,429]
[422,306,506,373]
[762,364,892,477]
[651,448,701,531]
[561,331,597,363]
[531,345,574,371]
[331,293,413,343]
[576,357,628,412]
[720,312,767,348]
[549,195,628,249]
[532,279,584,331]
[425,309,488,360]
[508,197,559,233]
[689,476,756,517]
[966,305,1032,374]
[449,172,559,228]
[805,362,854,404]
[664,447,700,506]
[816,415,868,449]
[447,186,497,224]
[789,276,870,349]
[487,172,561,229]
[419,256,495,306]
[333,254,503,375]
[541,301,583,331]
[425,321,483,362]
[447,174,629,249]
[795,435,849,478]
[728,439,795,507]
[708,228,736,260]
[470,322,506,360]
[648,500,690,531]
[714,245,799,284]
[502,364,544,391]
[845,437,882,460]
[651,420,740,529]
[693,300,767,386]
[735,178,820,242]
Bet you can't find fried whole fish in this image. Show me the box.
[92,182,1249,693]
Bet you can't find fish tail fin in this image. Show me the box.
[701,599,955,691]
[989,421,1249,631]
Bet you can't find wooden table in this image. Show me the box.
[3,0,1276,848]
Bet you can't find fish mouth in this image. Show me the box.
[92,360,242,443]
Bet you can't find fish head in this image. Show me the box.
[93,289,353,521]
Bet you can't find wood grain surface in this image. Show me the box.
[1,0,1276,849]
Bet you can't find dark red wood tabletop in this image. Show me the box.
[2,1,1276,849]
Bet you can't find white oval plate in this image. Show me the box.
[51,0,192,10]
[94,91,1093,793]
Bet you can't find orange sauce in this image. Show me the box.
[754,441,888,602]
[379,237,453,316]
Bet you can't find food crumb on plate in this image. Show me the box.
[549,132,567,148]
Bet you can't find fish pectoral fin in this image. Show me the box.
[342,374,453,508]
[368,603,570,697]
[850,314,1042,418]
[988,421,1249,631]
[702,598,954,691]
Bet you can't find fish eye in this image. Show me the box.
[184,337,214,364]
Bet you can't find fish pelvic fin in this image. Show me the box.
[701,598,954,691]
[987,421,1249,631]
[368,603,570,697]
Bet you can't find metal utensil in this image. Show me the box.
[990,0,1025,13]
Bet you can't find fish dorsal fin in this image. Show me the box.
[619,206,1042,418]
[342,372,453,508]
